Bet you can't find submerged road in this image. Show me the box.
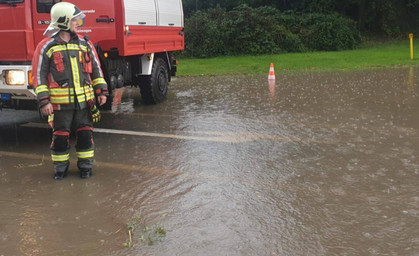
[0,68,418,256]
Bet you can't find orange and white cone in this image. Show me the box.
[268,63,275,80]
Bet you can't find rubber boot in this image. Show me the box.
[54,165,69,180]
[80,169,92,179]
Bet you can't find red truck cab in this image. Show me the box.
[0,0,184,109]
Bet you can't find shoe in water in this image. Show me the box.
[54,171,67,180]
[80,169,92,179]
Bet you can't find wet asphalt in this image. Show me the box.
[0,67,418,256]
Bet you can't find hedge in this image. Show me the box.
[183,5,362,58]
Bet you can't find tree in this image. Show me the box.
[183,0,419,34]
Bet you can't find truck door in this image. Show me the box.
[31,0,54,46]
[124,0,157,26]
[32,0,116,46]
[156,0,183,27]
[0,0,34,61]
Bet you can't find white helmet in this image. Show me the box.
[43,2,85,37]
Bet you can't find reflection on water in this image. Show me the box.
[268,79,276,101]
[408,66,415,90]
[111,87,135,114]
[0,67,418,256]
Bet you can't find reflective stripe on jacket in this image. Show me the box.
[32,33,107,110]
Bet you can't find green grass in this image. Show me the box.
[177,40,419,76]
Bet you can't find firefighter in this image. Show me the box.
[32,2,108,180]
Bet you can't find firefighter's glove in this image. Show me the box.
[90,104,101,123]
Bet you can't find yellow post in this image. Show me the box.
[409,33,414,60]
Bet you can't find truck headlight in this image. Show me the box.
[5,70,25,85]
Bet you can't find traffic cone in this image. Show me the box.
[268,63,275,80]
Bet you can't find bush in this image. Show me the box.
[184,8,227,57]
[265,24,303,53]
[301,13,361,51]
[223,5,282,55]
[183,5,362,58]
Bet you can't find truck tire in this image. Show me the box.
[140,57,169,104]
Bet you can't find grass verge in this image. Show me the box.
[177,40,419,76]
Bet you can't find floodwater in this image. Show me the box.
[0,67,418,256]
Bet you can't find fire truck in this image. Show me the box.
[0,0,184,109]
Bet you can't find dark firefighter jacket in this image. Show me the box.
[32,33,108,110]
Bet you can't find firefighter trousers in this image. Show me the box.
[50,108,94,174]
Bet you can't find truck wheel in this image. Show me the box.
[140,58,169,104]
